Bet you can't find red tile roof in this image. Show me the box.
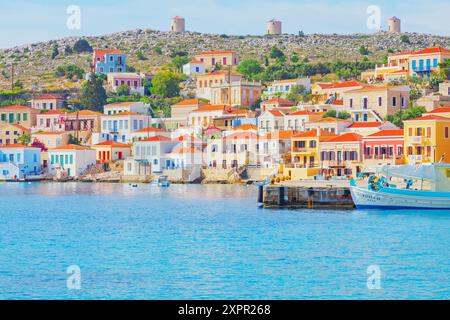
[427,107,450,114]
[269,110,285,117]
[413,47,450,55]
[232,124,257,131]
[263,97,294,105]
[41,110,64,115]
[135,126,167,133]
[173,99,207,107]
[366,130,404,138]
[11,124,30,132]
[93,140,131,148]
[348,122,382,128]
[51,144,92,151]
[139,135,172,142]
[262,130,295,140]
[0,105,32,110]
[406,115,450,122]
[325,133,363,143]
[191,105,227,113]
[33,94,64,100]
[94,49,124,56]
[0,143,36,149]
[293,129,337,139]
[223,132,259,140]
[330,81,365,89]
[171,147,202,154]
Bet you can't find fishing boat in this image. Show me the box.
[254,180,271,187]
[156,175,170,188]
[350,164,450,209]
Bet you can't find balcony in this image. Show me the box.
[409,136,424,144]
[292,148,315,154]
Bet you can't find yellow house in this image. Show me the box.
[287,129,337,179]
[403,115,450,164]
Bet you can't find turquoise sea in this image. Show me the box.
[0,182,449,300]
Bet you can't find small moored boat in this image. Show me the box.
[350,164,450,210]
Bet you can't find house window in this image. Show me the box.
[392,97,397,107]
[433,58,438,68]
[109,56,114,62]
[445,127,449,139]
[378,97,382,107]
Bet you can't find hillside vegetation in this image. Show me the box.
[0,29,449,91]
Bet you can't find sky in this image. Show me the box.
[0,0,449,48]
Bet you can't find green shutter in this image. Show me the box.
[23,113,28,121]
[9,113,14,123]
[1,114,6,121]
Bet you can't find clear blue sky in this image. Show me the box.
[1,0,449,48]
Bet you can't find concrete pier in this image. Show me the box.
[261,184,354,209]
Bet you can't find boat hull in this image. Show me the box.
[350,186,450,210]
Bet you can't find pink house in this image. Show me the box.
[107,72,144,95]
[363,129,404,165]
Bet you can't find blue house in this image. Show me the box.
[93,50,127,75]
[0,144,41,180]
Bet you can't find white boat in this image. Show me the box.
[350,164,450,210]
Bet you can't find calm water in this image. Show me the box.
[0,182,449,300]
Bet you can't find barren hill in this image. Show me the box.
[0,29,449,91]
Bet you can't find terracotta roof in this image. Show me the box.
[173,99,207,107]
[262,97,294,105]
[268,110,285,117]
[0,143,36,149]
[324,133,363,143]
[317,83,333,89]
[366,130,404,138]
[317,117,351,123]
[405,115,450,122]
[10,124,30,132]
[41,110,64,115]
[197,71,243,77]
[413,47,450,55]
[427,107,450,114]
[391,51,414,56]
[223,132,259,140]
[263,130,295,140]
[189,60,204,64]
[94,49,123,56]
[345,86,408,93]
[32,94,64,100]
[51,144,92,151]
[293,129,337,139]
[139,135,172,142]
[348,122,382,128]
[332,99,344,105]
[105,102,138,107]
[196,50,235,55]
[288,110,315,116]
[330,81,366,89]
[0,105,32,110]
[93,140,131,148]
[135,126,167,133]
[109,111,141,116]
[191,105,227,113]
[232,124,257,131]
[71,110,102,116]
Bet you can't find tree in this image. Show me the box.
[359,46,370,56]
[291,52,299,64]
[80,74,107,111]
[136,51,147,61]
[323,110,337,118]
[270,46,284,59]
[385,106,426,128]
[400,35,411,44]
[73,39,93,53]
[151,71,181,98]
[337,111,351,119]
[236,59,263,80]
[439,59,450,79]
[51,45,59,59]
[116,84,131,96]
[55,64,84,80]
[17,133,31,145]
[286,85,308,104]
[170,55,190,72]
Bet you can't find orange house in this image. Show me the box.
[194,51,239,69]
[92,140,131,163]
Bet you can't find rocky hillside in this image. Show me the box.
[0,29,449,91]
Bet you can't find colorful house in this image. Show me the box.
[103,101,149,115]
[30,94,65,110]
[132,136,179,173]
[93,49,127,75]
[0,144,41,180]
[261,97,295,112]
[0,123,29,146]
[363,130,404,166]
[98,112,149,143]
[342,86,410,122]
[0,105,39,128]
[48,144,97,178]
[107,73,144,95]
[31,131,70,149]
[194,51,239,69]
[36,110,66,132]
[403,115,450,164]
[92,140,131,163]
[319,133,364,177]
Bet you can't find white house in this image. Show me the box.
[35,110,66,132]
[47,144,97,178]
[129,126,172,142]
[96,112,149,144]
[188,105,228,128]
[264,78,311,98]
[183,60,206,76]
[258,131,294,168]
[169,147,204,169]
[305,117,353,135]
[258,110,285,134]
[132,136,179,173]
[103,102,149,115]
[284,111,323,132]
[0,144,41,180]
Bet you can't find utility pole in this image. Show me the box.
[11,64,14,90]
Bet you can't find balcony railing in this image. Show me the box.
[409,136,424,144]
